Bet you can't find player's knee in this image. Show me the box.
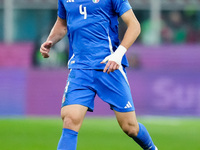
[121,123,139,137]
[62,115,81,129]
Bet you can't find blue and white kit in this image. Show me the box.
[58,0,135,112]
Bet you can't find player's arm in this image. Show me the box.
[120,9,141,50]
[101,9,141,73]
[40,16,67,58]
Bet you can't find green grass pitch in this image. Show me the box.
[0,117,200,150]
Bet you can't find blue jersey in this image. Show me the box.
[58,0,131,69]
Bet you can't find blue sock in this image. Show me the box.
[57,128,78,150]
[132,123,156,150]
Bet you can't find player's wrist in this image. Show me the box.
[108,45,127,65]
[115,45,127,57]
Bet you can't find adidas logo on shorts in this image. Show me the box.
[124,101,132,109]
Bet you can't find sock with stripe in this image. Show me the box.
[132,123,156,150]
[57,128,78,150]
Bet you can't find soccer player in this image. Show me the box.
[40,0,158,150]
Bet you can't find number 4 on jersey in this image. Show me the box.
[79,5,87,19]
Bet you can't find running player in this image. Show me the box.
[40,0,158,149]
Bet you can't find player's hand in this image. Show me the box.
[40,41,53,58]
[101,45,127,74]
[101,55,120,74]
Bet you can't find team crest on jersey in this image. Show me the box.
[92,0,100,3]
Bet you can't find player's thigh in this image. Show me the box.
[114,110,139,131]
[61,104,88,131]
[62,69,96,112]
[95,68,135,112]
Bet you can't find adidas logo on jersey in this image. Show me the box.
[66,0,74,2]
[124,101,132,109]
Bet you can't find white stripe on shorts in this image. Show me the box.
[119,65,129,86]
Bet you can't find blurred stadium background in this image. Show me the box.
[0,0,200,149]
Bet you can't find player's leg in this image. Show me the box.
[114,110,157,150]
[57,69,96,150]
[57,105,88,150]
[94,68,157,150]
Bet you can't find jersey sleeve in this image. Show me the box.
[112,0,132,17]
[57,0,66,19]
